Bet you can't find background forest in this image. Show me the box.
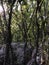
[0,0,49,65]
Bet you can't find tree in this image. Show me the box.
[0,0,49,65]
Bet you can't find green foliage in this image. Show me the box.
[0,0,49,64]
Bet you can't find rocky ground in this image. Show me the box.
[0,43,42,65]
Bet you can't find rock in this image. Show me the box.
[0,43,33,65]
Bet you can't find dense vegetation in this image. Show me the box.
[0,0,49,65]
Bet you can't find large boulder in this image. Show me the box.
[11,43,33,65]
[0,43,33,65]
